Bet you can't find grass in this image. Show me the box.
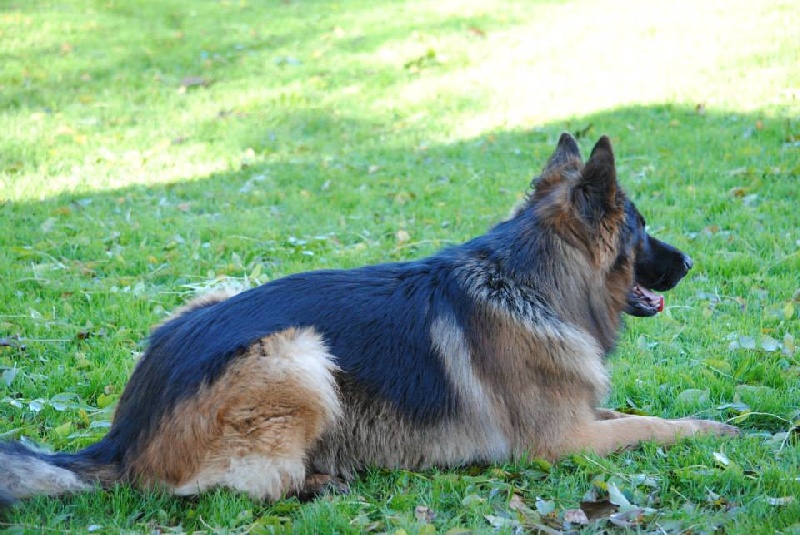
[1,0,798,532]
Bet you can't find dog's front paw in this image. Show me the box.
[684,419,740,437]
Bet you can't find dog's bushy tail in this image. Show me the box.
[0,438,119,508]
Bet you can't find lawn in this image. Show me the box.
[1,0,798,532]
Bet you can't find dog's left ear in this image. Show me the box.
[532,132,583,196]
[576,136,621,218]
[546,132,582,171]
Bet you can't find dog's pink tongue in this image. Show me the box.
[641,287,665,312]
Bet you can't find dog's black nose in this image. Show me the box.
[683,255,694,271]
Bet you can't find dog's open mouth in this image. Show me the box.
[626,284,665,317]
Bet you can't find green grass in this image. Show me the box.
[1,0,798,532]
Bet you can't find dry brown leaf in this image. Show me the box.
[579,499,618,520]
[414,505,436,523]
[563,508,590,525]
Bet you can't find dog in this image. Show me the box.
[0,133,737,506]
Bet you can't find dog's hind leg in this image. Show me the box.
[131,328,341,500]
[558,414,739,458]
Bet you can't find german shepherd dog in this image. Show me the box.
[0,134,737,506]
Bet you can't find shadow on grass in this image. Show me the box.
[3,102,795,236]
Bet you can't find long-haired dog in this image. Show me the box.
[0,133,736,505]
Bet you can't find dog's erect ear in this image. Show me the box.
[576,135,620,217]
[545,132,582,171]
[532,132,583,195]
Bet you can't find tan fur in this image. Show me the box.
[128,328,340,500]
[466,301,609,460]
[429,317,510,458]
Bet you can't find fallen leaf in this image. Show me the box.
[461,494,484,507]
[705,487,729,508]
[607,482,633,510]
[0,338,21,349]
[484,514,516,528]
[96,393,116,409]
[508,494,527,511]
[52,421,72,437]
[563,509,589,525]
[676,388,710,405]
[717,401,751,413]
[728,186,748,198]
[609,508,651,528]
[735,384,775,397]
[535,497,556,515]
[74,353,93,370]
[580,499,617,520]
[713,451,731,467]
[761,336,780,352]
[414,505,435,523]
[2,368,17,386]
[784,333,795,355]
[765,496,795,506]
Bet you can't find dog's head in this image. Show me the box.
[530,133,692,317]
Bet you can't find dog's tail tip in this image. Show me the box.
[0,439,116,504]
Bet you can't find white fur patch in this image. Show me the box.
[172,455,306,500]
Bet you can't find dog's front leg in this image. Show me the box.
[558,416,739,457]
